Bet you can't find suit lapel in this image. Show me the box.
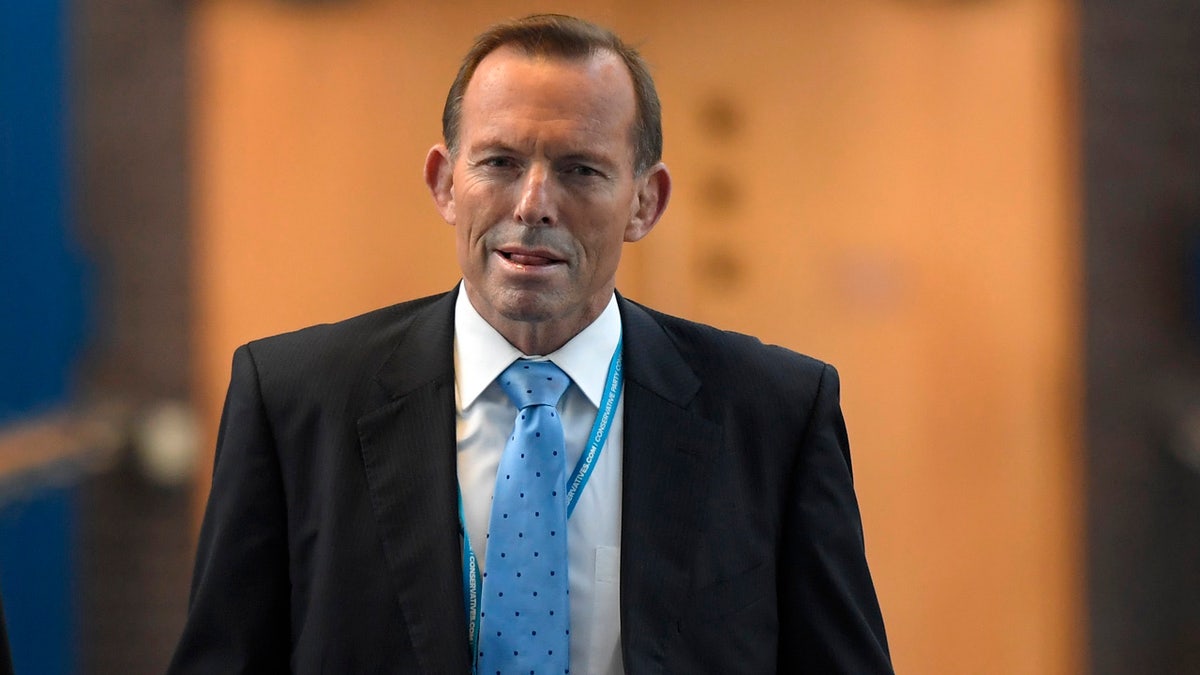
[356,290,471,674]
[617,297,723,673]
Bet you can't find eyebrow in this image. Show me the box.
[466,141,620,170]
[466,140,523,156]
[557,151,618,170]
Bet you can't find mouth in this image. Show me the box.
[496,247,565,268]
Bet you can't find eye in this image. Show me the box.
[565,164,603,178]
[481,156,517,169]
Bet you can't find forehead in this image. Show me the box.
[459,46,637,148]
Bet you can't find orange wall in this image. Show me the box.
[190,1,1082,672]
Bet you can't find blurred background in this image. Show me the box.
[0,0,1197,672]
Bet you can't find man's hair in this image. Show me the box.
[441,14,663,175]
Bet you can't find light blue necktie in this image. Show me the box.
[478,360,571,675]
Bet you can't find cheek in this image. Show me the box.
[457,188,513,237]
[578,226,626,269]
[453,202,490,246]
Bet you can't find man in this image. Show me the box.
[169,14,891,674]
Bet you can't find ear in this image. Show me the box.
[424,144,456,224]
[625,162,671,242]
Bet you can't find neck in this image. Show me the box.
[496,315,588,356]
[462,285,611,356]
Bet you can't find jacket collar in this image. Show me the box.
[357,288,470,673]
[617,296,722,673]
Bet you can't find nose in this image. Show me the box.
[514,164,557,227]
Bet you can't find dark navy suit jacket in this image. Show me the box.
[169,288,892,673]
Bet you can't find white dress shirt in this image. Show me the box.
[455,284,626,675]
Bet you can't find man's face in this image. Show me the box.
[426,46,669,353]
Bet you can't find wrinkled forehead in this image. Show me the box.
[461,46,638,141]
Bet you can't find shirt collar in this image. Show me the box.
[454,281,622,410]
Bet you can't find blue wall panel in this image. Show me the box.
[0,491,75,675]
[1,0,89,672]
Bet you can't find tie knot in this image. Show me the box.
[499,360,569,409]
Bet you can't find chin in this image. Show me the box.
[496,296,562,325]
[474,282,551,315]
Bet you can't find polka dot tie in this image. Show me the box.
[478,360,571,675]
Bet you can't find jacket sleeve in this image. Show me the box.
[778,363,893,673]
[167,345,291,674]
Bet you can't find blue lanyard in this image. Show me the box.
[460,339,624,669]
